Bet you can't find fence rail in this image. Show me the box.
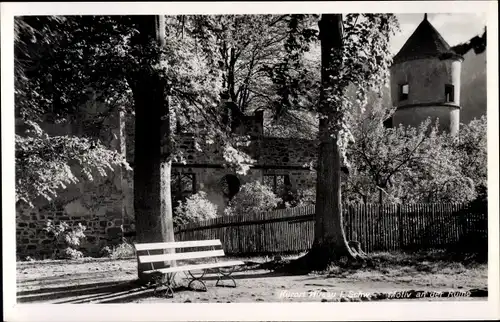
[174,203,487,255]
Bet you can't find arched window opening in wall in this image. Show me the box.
[399,83,409,101]
[220,174,241,200]
[445,84,455,103]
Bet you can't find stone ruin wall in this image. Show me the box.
[16,99,133,258]
[16,176,126,258]
[172,133,318,214]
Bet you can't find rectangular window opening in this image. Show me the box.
[445,84,455,103]
[171,172,196,205]
[399,84,409,101]
[383,117,393,129]
[263,174,291,196]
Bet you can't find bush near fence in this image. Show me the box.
[174,203,487,255]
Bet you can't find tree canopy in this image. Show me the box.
[15,14,487,210]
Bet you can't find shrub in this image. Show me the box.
[286,187,316,207]
[100,246,113,257]
[44,220,87,259]
[100,242,136,259]
[174,191,218,227]
[226,181,282,217]
[60,247,84,260]
[110,243,136,259]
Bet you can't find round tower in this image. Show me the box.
[390,14,463,135]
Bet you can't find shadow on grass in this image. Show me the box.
[16,280,148,303]
[16,269,288,304]
[17,271,135,286]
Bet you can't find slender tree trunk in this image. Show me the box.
[228,48,237,103]
[307,14,359,269]
[129,16,175,282]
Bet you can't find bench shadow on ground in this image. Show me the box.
[16,270,286,304]
[17,280,151,304]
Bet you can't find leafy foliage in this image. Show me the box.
[263,109,319,139]
[44,220,87,259]
[174,191,219,226]
[225,181,282,217]
[453,116,487,200]
[15,121,131,207]
[320,14,399,165]
[287,187,316,207]
[14,15,250,207]
[344,102,481,204]
[200,15,318,115]
[101,242,136,259]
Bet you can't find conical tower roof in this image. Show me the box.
[393,14,463,64]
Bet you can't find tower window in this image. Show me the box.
[399,84,409,101]
[445,84,455,102]
[383,117,393,129]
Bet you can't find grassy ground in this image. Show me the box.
[16,250,487,303]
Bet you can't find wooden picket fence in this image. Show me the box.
[174,203,487,255]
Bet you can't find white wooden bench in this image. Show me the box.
[134,239,245,297]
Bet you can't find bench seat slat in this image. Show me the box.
[142,261,246,274]
[134,239,221,251]
[139,249,225,263]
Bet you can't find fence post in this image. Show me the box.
[398,203,403,249]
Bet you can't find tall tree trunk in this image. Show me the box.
[307,14,358,269]
[228,48,237,103]
[129,16,175,282]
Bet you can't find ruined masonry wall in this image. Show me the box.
[175,135,318,168]
[16,176,125,258]
[16,100,131,259]
[16,110,318,259]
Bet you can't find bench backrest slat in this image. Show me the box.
[138,249,225,263]
[134,239,221,251]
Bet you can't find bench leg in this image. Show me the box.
[152,272,177,298]
[216,267,237,288]
[187,270,208,292]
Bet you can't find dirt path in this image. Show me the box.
[16,258,487,303]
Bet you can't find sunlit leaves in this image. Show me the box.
[314,14,400,169]
[15,121,130,207]
[225,181,282,217]
[344,104,482,204]
[174,191,218,227]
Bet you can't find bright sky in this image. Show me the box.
[391,13,488,54]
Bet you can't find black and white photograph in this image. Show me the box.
[2,1,498,321]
